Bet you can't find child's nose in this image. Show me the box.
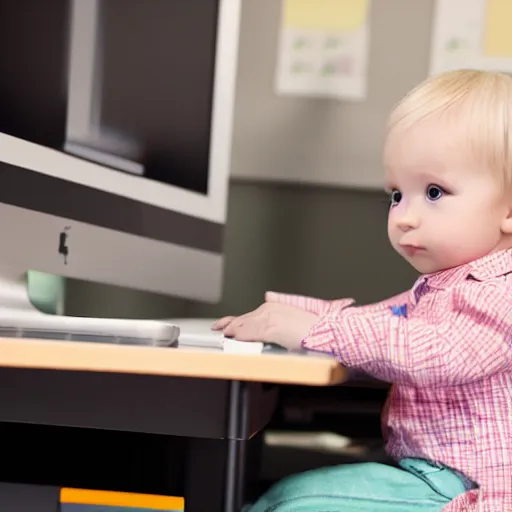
[395,207,419,231]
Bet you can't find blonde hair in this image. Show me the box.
[387,69,512,187]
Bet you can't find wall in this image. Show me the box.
[66,0,432,319]
[230,0,435,188]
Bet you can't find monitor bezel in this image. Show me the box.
[1,0,240,225]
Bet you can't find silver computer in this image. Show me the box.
[0,0,240,344]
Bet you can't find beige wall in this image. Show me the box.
[230,0,435,187]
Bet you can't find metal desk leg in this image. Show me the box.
[225,380,250,512]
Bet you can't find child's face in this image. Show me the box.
[384,118,510,274]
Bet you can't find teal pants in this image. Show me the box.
[248,458,476,511]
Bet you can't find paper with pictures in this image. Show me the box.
[275,0,371,100]
[430,0,512,75]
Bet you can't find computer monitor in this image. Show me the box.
[0,0,240,341]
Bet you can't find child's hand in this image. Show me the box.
[212,302,318,351]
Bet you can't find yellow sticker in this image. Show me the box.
[283,0,370,31]
[484,0,512,57]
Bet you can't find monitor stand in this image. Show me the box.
[0,266,179,346]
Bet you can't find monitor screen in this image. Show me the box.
[0,0,219,195]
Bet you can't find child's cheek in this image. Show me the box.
[388,199,407,221]
[393,198,408,212]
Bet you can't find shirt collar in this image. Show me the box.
[420,249,512,291]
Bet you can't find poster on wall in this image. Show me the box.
[275,0,371,101]
[430,0,512,75]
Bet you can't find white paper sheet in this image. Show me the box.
[430,0,512,75]
[275,0,371,100]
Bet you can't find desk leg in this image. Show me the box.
[184,381,253,512]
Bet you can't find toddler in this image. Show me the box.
[213,69,512,511]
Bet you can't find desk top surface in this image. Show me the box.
[0,337,348,386]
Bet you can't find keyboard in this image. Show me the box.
[168,318,266,354]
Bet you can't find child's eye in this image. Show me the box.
[426,184,445,202]
[389,189,402,207]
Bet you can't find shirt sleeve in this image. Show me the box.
[302,279,512,386]
[267,290,409,316]
[264,292,353,315]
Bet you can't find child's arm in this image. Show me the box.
[302,280,512,386]
[265,290,410,316]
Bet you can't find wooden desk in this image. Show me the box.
[0,337,347,512]
[0,337,347,386]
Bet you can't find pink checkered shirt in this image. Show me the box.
[274,249,512,511]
